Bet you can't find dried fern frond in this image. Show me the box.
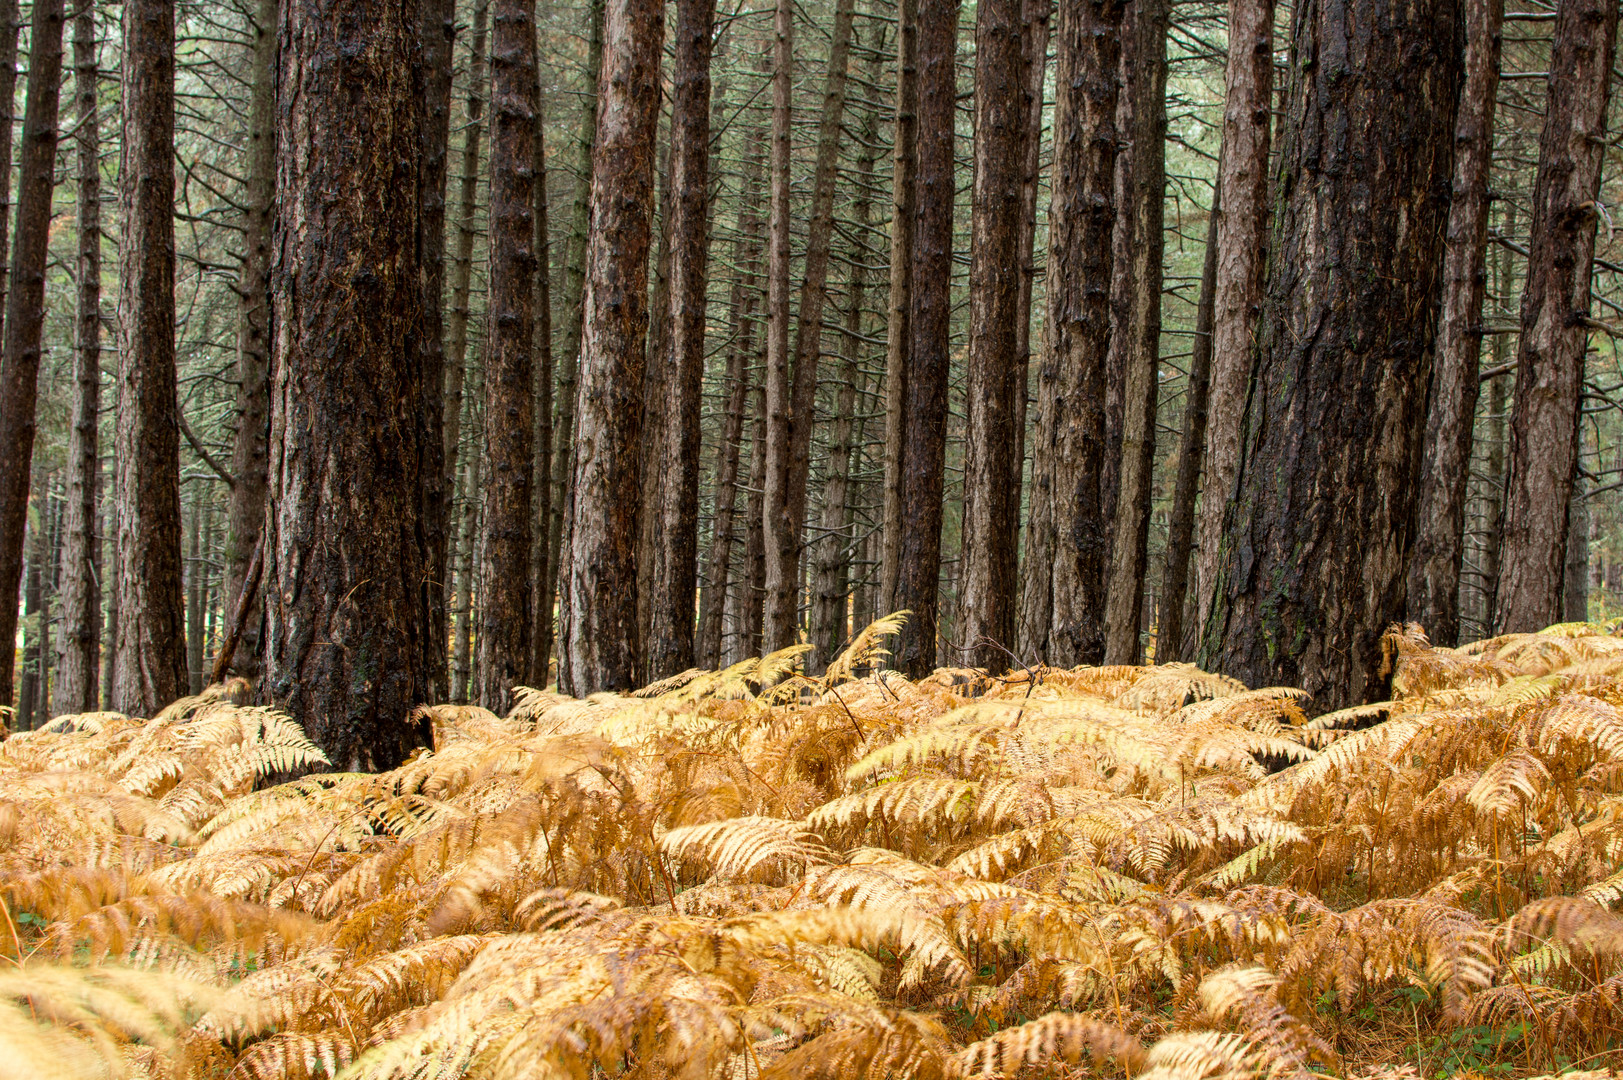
[823,613,910,686]
[956,1011,1145,1077]
[660,816,834,882]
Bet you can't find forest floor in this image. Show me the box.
[4,615,1623,1079]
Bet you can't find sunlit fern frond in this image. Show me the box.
[227,1031,357,1080]
[822,612,910,686]
[1465,747,1551,818]
[659,816,834,882]
[1510,895,1623,957]
[1136,1029,1266,1080]
[956,1011,1145,1077]
[1197,963,1335,1075]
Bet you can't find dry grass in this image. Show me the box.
[4,614,1623,1078]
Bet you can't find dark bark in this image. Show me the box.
[697,125,764,670]
[418,0,454,699]
[1158,188,1220,664]
[101,495,118,708]
[1195,0,1273,637]
[558,0,663,694]
[880,0,916,617]
[1205,0,1462,713]
[527,101,555,689]
[16,468,47,729]
[957,0,1024,669]
[54,0,103,716]
[187,495,205,695]
[453,446,481,703]
[223,0,278,681]
[1492,0,1616,634]
[892,0,960,677]
[476,0,541,712]
[1103,0,1168,665]
[761,0,795,652]
[1010,0,1049,534]
[0,0,21,355]
[1406,0,1502,646]
[645,0,717,679]
[743,364,768,661]
[1016,0,1122,667]
[266,0,432,768]
[0,0,65,714]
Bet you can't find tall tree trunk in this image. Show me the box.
[476,0,540,712]
[266,0,431,769]
[957,0,1024,669]
[442,0,490,517]
[1010,0,1049,536]
[892,0,960,677]
[1478,207,1514,631]
[453,449,481,703]
[880,0,916,617]
[1205,0,1462,712]
[1406,0,1502,646]
[1158,186,1220,664]
[697,125,765,670]
[527,102,555,688]
[743,363,768,660]
[761,0,796,652]
[1102,0,1167,665]
[1565,476,1589,622]
[54,0,103,716]
[16,467,47,729]
[113,0,187,718]
[187,495,204,694]
[558,0,663,694]
[0,0,22,357]
[1492,0,1616,635]
[36,483,61,727]
[0,0,65,715]
[223,0,277,681]
[101,494,118,708]
[1017,0,1122,667]
[541,0,604,681]
[644,0,717,679]
[419,0,455,699]
[765,0,858,652]
[1194,0,1273,640]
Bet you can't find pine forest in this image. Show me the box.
[1,0,1623,1075]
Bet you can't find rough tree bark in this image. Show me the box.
[558,0,663,694]
[880,0,916,617]
[0,0,65,715]
[1016,0,1122,668]
[1406,0,1502,646]
[1492,0,1616,635]
[1102,0,1167,665]
[1193,0,1273,640]
[539,0,605,680]
[1010,0,1049,533]
[265,0,432,768]
[892,0,960,677]
[222,0,278,681]
[765,0,858,653]
[476,0,541,712]
[0,0,22,355]
[644,0,717,679]
[527,103,555,688]
[957,0,1025,669]
[761,0,795,651]
[697,125,765,669]
[1204,0,1462,713]
[1157,187,1220,664]
[54,0,104,715]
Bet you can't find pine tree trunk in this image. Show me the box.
[37,483,61,728]
[16,467,46,730]
[558,0,663,694]
[1205,0,1462,712]
[1194,0,1273,641]
[527,102,555,689]
[539,0,603,683]
[476,0,540,712]
[1492,0,1616,635]
[1017,0,1122,668]
[644,0,718,679]
[0,0,65,715]
[418,0,455,700]
[765,0,857,653]
[220,0,276,682]
[1565,477,1589,622]
[187,496,204,695]
[442,0,490,518]
[266,0,432,768]
[761,0,796,652]
[880,0,916,617]
[1406,0,1502,647]
[53,0,103,716]
[453,450,481,703]
[957,0,1024,669]
[697,125,764,670]
[1010,0,1049,531]
[892,0,960,677]
[1102,0,1167,665]
[1157,187,1219,664]
[743,363,768,660]
[0,0,21,355]
[101,494,118,708]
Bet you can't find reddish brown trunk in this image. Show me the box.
[558,0,664,693]
[879,0,916,616]
[761,0,796,652]
[527,102,555,688]
[1493,0,1617,635]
